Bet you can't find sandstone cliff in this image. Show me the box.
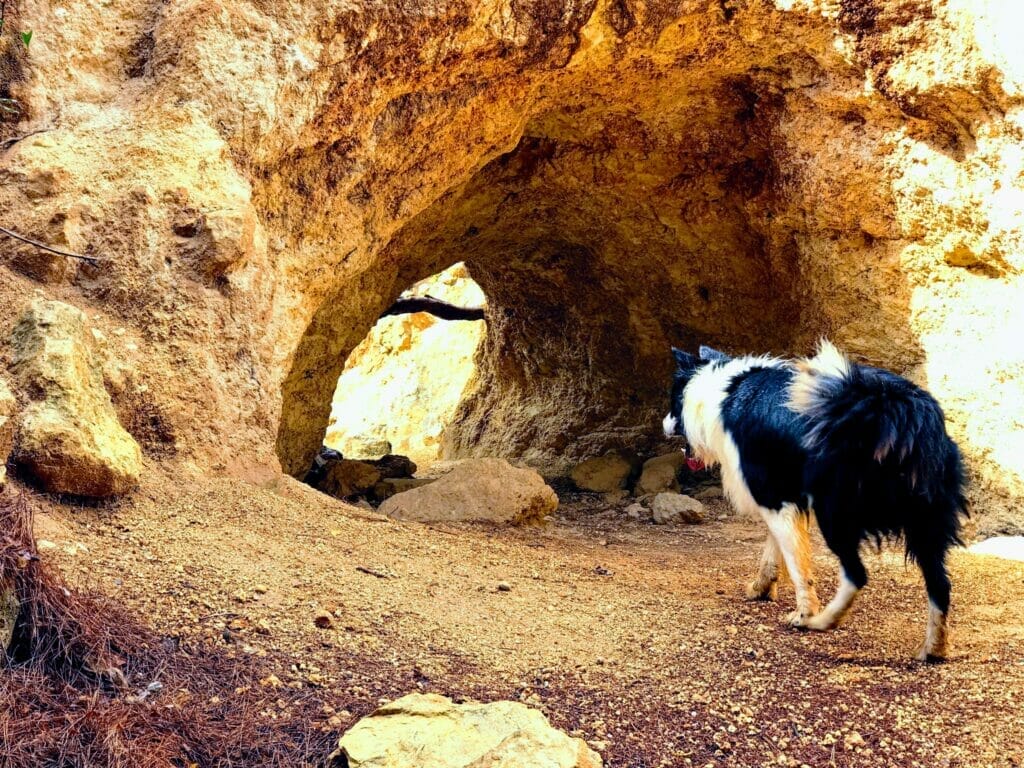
[1,0,1022,532]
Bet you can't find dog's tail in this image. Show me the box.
[789,341,967,529]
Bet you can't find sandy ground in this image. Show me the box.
[24,465,1024,768]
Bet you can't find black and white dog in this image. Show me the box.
[663,341,967,661]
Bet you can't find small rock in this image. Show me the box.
[651,493,705,525]
[570,451,640,493]
[635,453,686,495]
[694,486,725,501]
[625,502,648,520]
[497,581,512,592]
[314,610,334,629]
[844,731,866,749]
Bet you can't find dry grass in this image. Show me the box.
[0,489,335,768]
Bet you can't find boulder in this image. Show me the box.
[0,378,15,488]
[372,477,435,502]
[11,301,142,497]
[379,458,557,525]
[651,493,705,525]
[332,692,602,768]
[319,460,382,499]
[634,452,685,496]
[570,451,640,493]
[372,454,417,479]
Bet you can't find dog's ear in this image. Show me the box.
[672,347,699,373]
[698,344,730,364]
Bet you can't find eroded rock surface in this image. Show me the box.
[332,692,602,768]
[379,458,557,524]
[1,0,1022,531]
[10,300,142,497]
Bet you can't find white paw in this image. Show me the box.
[745,581,777,602]
[803,613,835,632]
[785,610,810,628]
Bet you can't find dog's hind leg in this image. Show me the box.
[915,548,952,662]
[805,547,866,631]
[745,535,780,601]
[762,505,820,626]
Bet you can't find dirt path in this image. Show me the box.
[26,467,1024,767]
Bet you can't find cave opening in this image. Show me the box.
[322,263,487,468]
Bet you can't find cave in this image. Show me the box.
[277,51,923,479]
[4,0,1019,528]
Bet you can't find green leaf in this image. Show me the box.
[20,30,32,48]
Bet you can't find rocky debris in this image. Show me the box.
[331,692,602,768]
[635,453,686,496]
[318,460,382,499]
[625,502,648,521]
[11,300,142,497]
[0,378,15,488]
[372,477,434,502]
[570,452,640,493]
[379,458,557,525]
[651,493,705,525]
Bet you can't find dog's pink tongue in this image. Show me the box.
[686,457,705,472]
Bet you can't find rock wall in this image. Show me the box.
[1,0,1022,532]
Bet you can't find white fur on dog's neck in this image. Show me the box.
[682,355,784,467]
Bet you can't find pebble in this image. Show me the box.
[497,581,512,592]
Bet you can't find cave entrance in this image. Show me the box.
[322,263,487,468]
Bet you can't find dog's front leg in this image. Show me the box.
[762,505,820,626]
[745,535,779,601]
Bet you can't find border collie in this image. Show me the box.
[663,341,967,661]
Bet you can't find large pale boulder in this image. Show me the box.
[570,452,639,493]
[0,378,15,488]
[635,453,686,496]
[11,301,142,497]
[379,458,557,524]
[332,693,602,768]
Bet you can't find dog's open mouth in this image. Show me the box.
[686,456,705,472]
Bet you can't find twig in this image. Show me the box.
[1,127,51,150]
[0,225,100,264]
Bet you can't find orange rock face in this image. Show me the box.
[1,1,1022,532]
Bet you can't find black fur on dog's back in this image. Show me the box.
[791,351,967,611]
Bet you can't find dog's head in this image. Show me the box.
[662,344,731,441]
